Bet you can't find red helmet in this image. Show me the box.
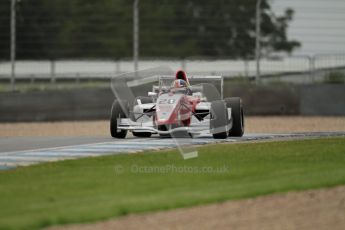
[175,70,190,86]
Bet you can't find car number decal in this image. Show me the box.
[159,99,175,104]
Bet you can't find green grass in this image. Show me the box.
[1,137,345,230]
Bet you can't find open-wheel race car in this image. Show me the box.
[110,70,244,139]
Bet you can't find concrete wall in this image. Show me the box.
[300,84,345,116]
[0,84,344,122]
[224,84,300,115]
[0,89,114,122]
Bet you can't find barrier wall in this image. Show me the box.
[300,85,345,116]
[0,89,114,122]
[0,84,344,122]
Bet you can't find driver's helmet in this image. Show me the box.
[172,79,187,88]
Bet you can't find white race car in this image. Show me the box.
[110,70,244,139]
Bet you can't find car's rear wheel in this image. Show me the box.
[225,97,244,137]
[210,100,229,139]
[110,100,128,138]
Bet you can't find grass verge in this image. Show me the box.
[0,137,345,229]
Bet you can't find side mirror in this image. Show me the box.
[148,92,157,97]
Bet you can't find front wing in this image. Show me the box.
[118,105,233,136]
[118,117,211,136]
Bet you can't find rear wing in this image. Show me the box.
[126,74,224,99]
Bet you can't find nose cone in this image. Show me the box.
[156,94,183,125]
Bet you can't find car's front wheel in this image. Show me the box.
[110,100,128,138]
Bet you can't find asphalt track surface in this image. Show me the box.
[0,132,344,170]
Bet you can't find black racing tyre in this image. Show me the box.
[210,100,229,139]
[110,100,128,138]
[225,97,244,137]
